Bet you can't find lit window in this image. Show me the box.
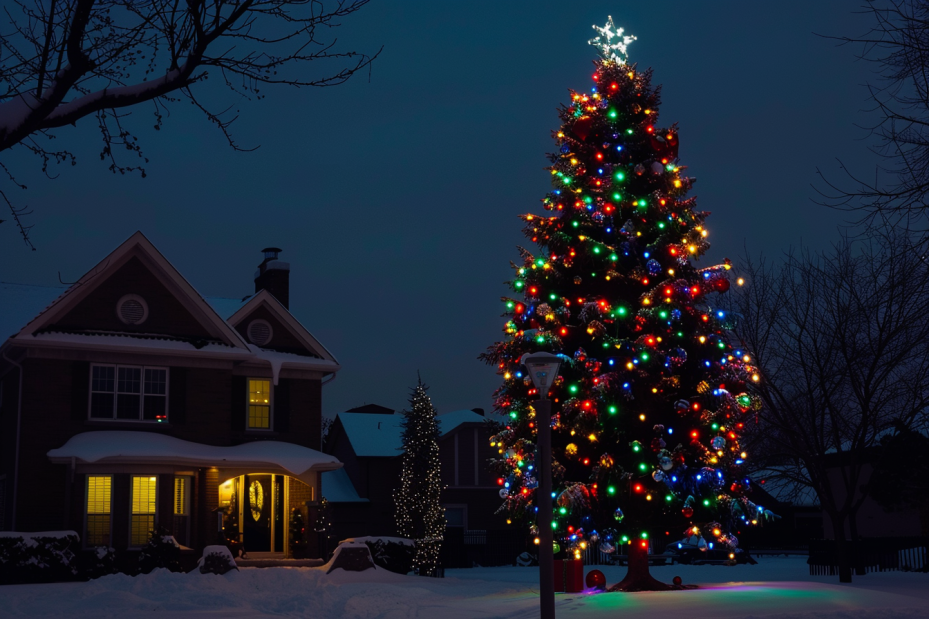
[90,364,168,422]
[173,478,188,516]
[131,476,157,546]
[248,379,271,429]
[86,476,111,546]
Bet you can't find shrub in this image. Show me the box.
[199,545,238,575]
[0,532,80,584]
[138,525,181,574]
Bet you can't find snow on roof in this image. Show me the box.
[28,331,246,354]
[246,344,337,385]
[0,282,68,341]
[337,409,486,458]
[48,432,342,485]
[321,467,368,503]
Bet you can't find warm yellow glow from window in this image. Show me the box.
[248,379,271,429]
[174,477,188,516]
[131,476,157,546]
[86,476,111,547]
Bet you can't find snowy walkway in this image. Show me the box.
[1,557,926,618]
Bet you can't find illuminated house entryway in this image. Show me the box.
[219,474,315,555]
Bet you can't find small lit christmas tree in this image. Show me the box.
[481,17,774,591]
[394,378,446,576]
[289,508,306,558]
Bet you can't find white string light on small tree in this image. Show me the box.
[394,377,446,575]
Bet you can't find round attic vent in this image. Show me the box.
[247,319,273,346]
[117,294,148,325]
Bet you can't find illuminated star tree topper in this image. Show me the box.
[589,16,636,64]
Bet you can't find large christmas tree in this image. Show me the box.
[481,18,773,591]
[393,378,446,576]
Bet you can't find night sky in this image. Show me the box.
[0,1,880,418]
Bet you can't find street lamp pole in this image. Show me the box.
[521,352,562,619]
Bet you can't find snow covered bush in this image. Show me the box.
[199,545,238,575]
[138,525,181,574]
[342,537,415,575]
[77,546,118,580]
[0,531,80,584]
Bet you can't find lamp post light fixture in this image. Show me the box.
[520,351,563,619]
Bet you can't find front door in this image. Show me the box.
[244,475,271,552]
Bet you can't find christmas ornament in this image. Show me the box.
[586,569,607,591]
[672,576,683,586]
[573,116,594,141]
[613,507,625,522]
[711,436,726,450]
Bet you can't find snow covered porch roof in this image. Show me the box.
[48,431,342,486]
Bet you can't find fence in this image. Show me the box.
[440,529,531,568]
[808,537,929,575]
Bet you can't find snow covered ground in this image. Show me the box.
[1,556,927,618]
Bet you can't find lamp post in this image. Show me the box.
[520,352,562,619]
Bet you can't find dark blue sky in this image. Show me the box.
[1,1,880,417]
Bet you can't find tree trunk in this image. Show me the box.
[608,541,680,592]
[848,513,866,576]
[831,513,853,583]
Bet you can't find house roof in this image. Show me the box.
[320,467,368,503]
[336,409,486,458]
[229,289,341,376]
[0,232,338,378]
[9,232,250,350]
[48,431,341,486]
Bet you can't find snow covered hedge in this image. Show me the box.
[0,531,121,584]
[340,537,415,575]
[0,531,81,584]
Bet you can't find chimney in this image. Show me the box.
[254,247,290,309]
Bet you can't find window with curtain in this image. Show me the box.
[131,476,157,546]
[86,476,111,546]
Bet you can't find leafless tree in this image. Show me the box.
[731,229,929,582]
[0,0,379,247]
[817,1,929,236]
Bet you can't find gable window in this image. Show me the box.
[86,475,112,546]
[131,476,157,546]
[116,294,149,325]
[247,319,273,346]
[90,364,168,422]
[248,379,272,429]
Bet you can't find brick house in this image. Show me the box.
[321,405,505,544]
[0,232,342,558]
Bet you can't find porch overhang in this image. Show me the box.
[48,431,342,486]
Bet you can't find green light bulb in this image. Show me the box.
[607,486,616,495]
[614,171,625,182]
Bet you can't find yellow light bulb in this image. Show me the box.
[645,494,652,501]
[639,414,646,421]
[699,336,706,343]
[737,278,745,286]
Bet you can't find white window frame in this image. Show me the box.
[84,475,112,548]
[89,364,170,422]
[129,475,158,548]
[246,377,274,431]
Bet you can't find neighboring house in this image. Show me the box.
[321,405,503,543]
[820,452,925,539]
[0,232,343,558]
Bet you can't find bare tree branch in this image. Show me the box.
[0,0,380,244]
